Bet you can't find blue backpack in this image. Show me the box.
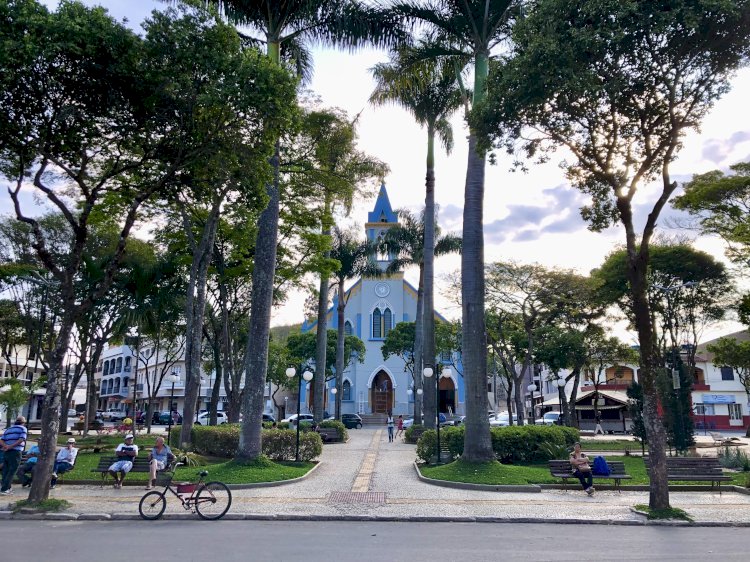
[592,455,610,476]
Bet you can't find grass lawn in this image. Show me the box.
[420,456,750,487]
[38,452,314,485]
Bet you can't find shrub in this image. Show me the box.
[415,424,580,464]
[719,446,750,471]
[168,424,322,461]
[318,420,348,441]
[404,424,425,444]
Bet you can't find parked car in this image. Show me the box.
[341,413,363,429]
[402,413,447,429]
[445,416,465,426]
[157,411,182,425]
[101,408,126,422]
[282,413,314,426]
[536,411,561,426]
[489,412,518,427]
[195,411,228,425]
[263,413,276,423]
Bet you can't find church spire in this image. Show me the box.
[365,183,399,271]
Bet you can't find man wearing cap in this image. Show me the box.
[1,416,27,495]
[17,443,40,487]
[51,438,78,489]
[108,434,138,489]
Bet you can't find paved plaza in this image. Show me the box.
[4,428,749,524]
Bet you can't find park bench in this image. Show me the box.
[91,455,157,486]
[549,460,632,492]
[644,456,732,492]
[316,427,342,442]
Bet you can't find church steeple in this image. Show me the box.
[365,183,399,271]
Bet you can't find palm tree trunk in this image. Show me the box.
[415,266,429,427]
[314,194,333,423]
[423,125,437,428]
[237,139,281,461]
[460,51,494,462]
[335,282,346,420]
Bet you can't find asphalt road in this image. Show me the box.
[1,521,748,561]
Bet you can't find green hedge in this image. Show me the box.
[318,420,348,441]
[416,425,580,464]
[404,424,425,444]
[168,424,323,461]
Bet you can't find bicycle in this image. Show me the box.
[138,462,232,521]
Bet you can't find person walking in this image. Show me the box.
[395,415,404,440]
[386,411,394,443]
[1,416,27,495]
[570,442,595,496]
[594,413,604,435]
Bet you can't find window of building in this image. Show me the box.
[372,309,382,338]
[115,357,123,373]
[440,350,451,362]
[344,321,353,337]
[720,366,734,381]
[694,403,715,416]
[113,379,120,393]
[103,361,109,376]
[124,357,131,370]
[343,380,351,401]
[729,403,743,421]
[383,308,392,337]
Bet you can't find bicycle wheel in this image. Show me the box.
[139,491,167,520]
[194,481,232,520]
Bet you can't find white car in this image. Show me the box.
[101,408,126,421]
[489,412,518,427]
[282,413,314,425]
[195,411,228,425]
[536,411,561,426]
[402,417,415,429]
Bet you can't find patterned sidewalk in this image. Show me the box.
[5,428,750,524]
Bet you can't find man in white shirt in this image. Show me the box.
[51,438,78,489]
[108,434,138,489]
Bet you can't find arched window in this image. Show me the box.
[344,320,353,337]
[113,379,120,393]
[343,380,351,401]
[383,308,392,337]
[372,309,382,338]
[116,357,122,373]
[103,361,109,376]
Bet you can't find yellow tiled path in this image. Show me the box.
[351,429,382,492]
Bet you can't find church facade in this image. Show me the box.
[301,185,465,417]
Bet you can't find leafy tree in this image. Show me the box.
[388,0,521,463]
[206,0,403,462]
[286,329,365,379]
[371,42,463,429]
[627,382,648,455]
[478,0,750,509]
[382,321,417,377]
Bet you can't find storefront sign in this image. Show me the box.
[702,394,736,404]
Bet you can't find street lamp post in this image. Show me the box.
[286,367,313,462]
[556,378,567,425]
[424,366,450,464]
[407,388,413,417]
[527,383,537,425]
[166,372,179,445]
[331,386,337,418]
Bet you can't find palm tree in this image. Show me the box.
[387,0,519,461]
[370,43,463,431]
[205,0,404,460]
[380,209,461,427]
[329,227,380,420]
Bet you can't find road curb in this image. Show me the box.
[4,511,750,527]
[413,462,542,493]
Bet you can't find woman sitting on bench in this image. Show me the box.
[570,442,595,496]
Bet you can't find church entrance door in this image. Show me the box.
[371,371,393,414]
[438,375,456,416]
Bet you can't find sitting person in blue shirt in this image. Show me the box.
[146,436,175,490]
[17,444,40,487]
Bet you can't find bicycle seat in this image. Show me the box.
[199,470,208,477]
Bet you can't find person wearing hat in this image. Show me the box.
[1,416,27,495]
[108,434,138,489]
[50,438,78,489]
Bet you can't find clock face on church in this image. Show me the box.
[374,282,390,297]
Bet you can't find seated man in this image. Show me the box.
[17,443,40,487]
[108,434,138,489]
[51,438,78,489]
[146,436,175,490]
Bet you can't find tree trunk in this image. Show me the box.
[146,400,156,434]
[180,206,220,447]
[423,125,438,428]
[27,312,74,503]
[209,334,221,426]
[505,378,513,421]
[567,370,581,428]
[513,374,525,427]
[335,283,346,420]
[314,275,329,422]
[237,140,281,461]
[415,266,430,428]
[629,252,671,510]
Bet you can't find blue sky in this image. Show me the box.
[9,1,750,339]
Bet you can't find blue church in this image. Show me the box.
[301,185,465,417]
